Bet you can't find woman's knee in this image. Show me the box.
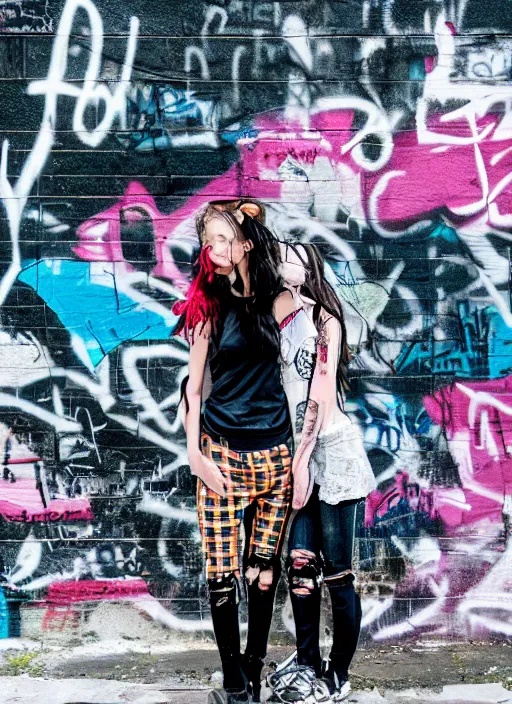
[287,549,321,597]
[245,553,281,592]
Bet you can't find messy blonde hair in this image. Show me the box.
[196,199,266,245]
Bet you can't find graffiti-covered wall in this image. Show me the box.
[0,0,511,645]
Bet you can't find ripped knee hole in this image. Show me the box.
[208,573,239,606]
[287,552,321,596]
[245,553,278,591]
[290,549,316,571]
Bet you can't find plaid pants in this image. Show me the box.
[197,433,292,579]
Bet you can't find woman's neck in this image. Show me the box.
[232,259,252,297]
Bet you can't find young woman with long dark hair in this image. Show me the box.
[173,201,296,704]
[270,242,376,704]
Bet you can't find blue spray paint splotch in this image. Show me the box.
[18,260,179,368]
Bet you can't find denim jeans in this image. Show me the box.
[288,485,362,681]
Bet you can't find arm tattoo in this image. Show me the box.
[303,399,319,439]
[317,319,329,373]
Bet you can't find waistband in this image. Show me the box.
[202,429,291,458]
[202,421,291,452]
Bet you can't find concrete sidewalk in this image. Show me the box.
[1,678,511,704]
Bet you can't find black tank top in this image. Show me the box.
[203,293,291,451]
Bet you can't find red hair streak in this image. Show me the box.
[172,246,221,341]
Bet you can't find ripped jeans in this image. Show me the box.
[287,486,362,681]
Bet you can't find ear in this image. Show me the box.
[243,239,254,252]
[239,202,262,219]
[233,209,244,224]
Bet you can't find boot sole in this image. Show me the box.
[331,681,351,702]
[208,691,226,704]
[208,689,253,704]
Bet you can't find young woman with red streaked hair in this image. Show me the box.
[173,200,296,704]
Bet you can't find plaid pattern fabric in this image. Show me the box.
[197,433,292,579]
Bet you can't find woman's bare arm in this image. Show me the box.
[184,324,209,457]
[291,313,341,509]
[184,323,227,497]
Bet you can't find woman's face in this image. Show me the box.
[203,215,246,275]
[279,243,307,288]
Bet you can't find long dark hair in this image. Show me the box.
[282,242,351,392]
[173,202,283,354]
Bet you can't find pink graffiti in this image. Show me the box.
[364,115,512,231]
[41,578,149,631]
[71,107,512,296]
[74,181,190,291]
[73,109,512,287]
[171,110,512,235]
[365,471,436,527]
[424,376,512,526]
[0,474,93,523]
[0,458,94,523]
[244,110,512,231]
[364,470,469,531]
[46,578,149,603]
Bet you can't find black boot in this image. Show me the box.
[243,555,281,701]
[209,574,247,693]
[241,652,264,703]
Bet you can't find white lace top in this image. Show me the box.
[310,415,376,504]
[280,300,376,503]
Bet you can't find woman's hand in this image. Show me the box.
[189,451,227,497]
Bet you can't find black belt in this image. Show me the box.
[202,426,291,453]
[202,427,230,447]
